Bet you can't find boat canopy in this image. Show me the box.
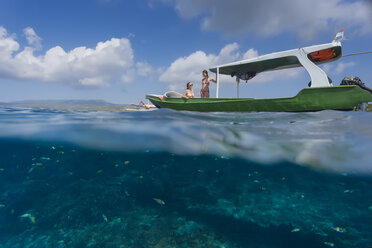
[210,41,342,98]
[211,55,302,76]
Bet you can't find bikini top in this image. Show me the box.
[186,90,194,97]
[202,78,210,86]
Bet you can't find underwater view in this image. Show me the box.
[0,107,372,248]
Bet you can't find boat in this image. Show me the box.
[146,32,372,112]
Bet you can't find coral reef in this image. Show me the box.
[0,140,371,247]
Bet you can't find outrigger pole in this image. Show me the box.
[342,51,372,57]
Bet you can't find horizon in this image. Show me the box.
[0,0,371,104]
[0,99,116,104]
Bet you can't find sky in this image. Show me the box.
[0,0,371,104]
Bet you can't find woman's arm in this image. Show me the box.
[182,90,188,99]
[209,77,217,83]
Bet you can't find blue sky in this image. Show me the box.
[0,0,371,104]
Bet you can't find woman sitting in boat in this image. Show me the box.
[199,70,216,98]
[182,82,195,99]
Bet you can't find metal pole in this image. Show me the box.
[237,81,239,98]
[342,51,372,57]
[216,67,220,98]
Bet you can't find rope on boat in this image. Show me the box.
[342,51,372,57]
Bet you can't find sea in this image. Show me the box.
[0,106,371,248]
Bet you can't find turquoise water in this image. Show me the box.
[0,107,371,247]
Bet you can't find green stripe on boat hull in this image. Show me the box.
[146,86,372,112]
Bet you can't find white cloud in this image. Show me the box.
[243,48,259,60]
[322,61,356,75]
[136,61,154,77]
[158,43,302,90]
[164,0,372,40]
[159,42,243,90]
[0,26,136,87]
[121,69,136,83]
[0,27,19,57]
[334,62,356,74]
[251,67,303,84]
[23,27,42,50]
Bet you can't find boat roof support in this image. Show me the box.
[296,48,330,87]
[216,67,220,98]
[237,80,239,98]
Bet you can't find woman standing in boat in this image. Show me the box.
[199,70,216,98]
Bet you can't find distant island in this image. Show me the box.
[0,100,138,111]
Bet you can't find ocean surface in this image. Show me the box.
[0,106,371,248]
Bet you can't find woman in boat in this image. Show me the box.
[182,82,195,99]
[199,70,216,98]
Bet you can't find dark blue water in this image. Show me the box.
[0,107,371,248]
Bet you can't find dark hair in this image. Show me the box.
[202,70,208,77]
[187,82,193,89]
